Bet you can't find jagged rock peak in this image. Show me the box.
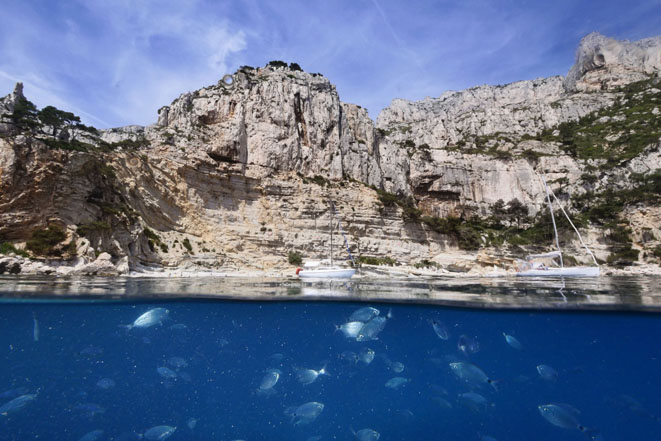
[565,32,661,92]
[0,82,26,115]
[11,82,24,102]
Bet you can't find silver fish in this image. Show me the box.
[349,307,380,322]
[296,366,328,385]
[32,313,39,342]
[167,356,188,369]
[458,392,490,412]
[457,334,480,355]
[74,402,105,418]
[144,425,177,441]
[359,348,375,364]
[128,308,169,330]
[537,364,558,381]
[353,428,380,441]
[0,393,37,416]
[390,361,405,373]
[157,366,177,379]
[429,319,449,340]
[356,316,387,341]
[385,377,410,389]
[450,362,498,390]
[503,332,522,350]
[336,321,364,338]
[79,345,103,357]
[78,430,104,441]
[287,401,324,425]
[96,378,115,389]
[258,369,281,393]
[538,403,585,430]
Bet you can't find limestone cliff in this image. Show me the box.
[0,33,660,276]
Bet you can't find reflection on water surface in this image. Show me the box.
[0,275,659,311]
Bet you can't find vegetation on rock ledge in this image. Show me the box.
[25,225,67,256]
[288,251,303,265]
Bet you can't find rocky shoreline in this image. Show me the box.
[2,251,659,278]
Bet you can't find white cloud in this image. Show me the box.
[0,0,248,127]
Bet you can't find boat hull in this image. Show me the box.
[516,267,600,277]
[298,268,356,279]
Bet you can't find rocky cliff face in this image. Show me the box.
[1,33,660,275]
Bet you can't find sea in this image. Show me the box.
[0,275,659,441]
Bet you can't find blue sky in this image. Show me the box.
[1,0,659,128]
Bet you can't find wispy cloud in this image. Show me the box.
[0,0,247,127]
[0,0,658,127]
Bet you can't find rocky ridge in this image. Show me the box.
[0,33,660,276]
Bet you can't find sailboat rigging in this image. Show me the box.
[516,174,600,277]
[296,200,356,279]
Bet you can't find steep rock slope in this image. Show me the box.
[0,33,660,275]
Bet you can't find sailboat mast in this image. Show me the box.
[541,175,564,268]
[329,204,333,267]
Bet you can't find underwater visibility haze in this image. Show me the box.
[0,277,660,440]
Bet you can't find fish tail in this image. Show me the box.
[489,379,501,392]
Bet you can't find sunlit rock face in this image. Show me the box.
[0,33,660,274]
[565,32,661,92]
[157,67,382,186]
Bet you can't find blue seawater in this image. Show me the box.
[0,281,660,440]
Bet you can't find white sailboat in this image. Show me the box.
[296,201,356,279]
[516,174,600,278]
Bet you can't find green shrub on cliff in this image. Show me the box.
[26,225,67,256]
[376,189,398,207]
[10,96,39,130]
[267,60,288,69]
[357,256,397,266]
[77,221,111,237]
[653,245,661,260]
[0,242,29,257]
[414,259,440,269]
[554,78,661,167]
[288,251,303,265]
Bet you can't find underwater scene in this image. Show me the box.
[0,280,660,441]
